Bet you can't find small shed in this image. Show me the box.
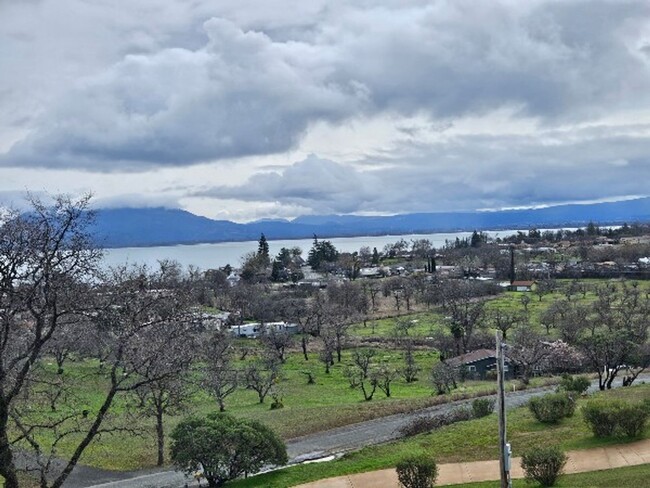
[509,280,536,292]
[445,349,514,380]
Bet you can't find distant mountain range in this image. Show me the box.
[91,197,650,248]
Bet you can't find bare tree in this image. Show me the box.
[204,331,239,412]
[260,326,294,364]
[0,195,101,488]
[133,373,192,467]
[539,299,565,335]
[507,329,551,385]
[363,281,382,312]
[281,298,317,361]
[430,361,460,395]
[372,363,399,398]
[344,350,378,401]
[401,340,421,383]
[581,283,650,389]
[318,329,336,374]
[1,196,194,488]
[245,355,282,404]
[440,280,486,355]
[489,309,523,341]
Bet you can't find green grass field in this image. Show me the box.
[13,346,554,472]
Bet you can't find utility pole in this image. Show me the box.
[496,331,512,488]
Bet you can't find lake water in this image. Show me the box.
[102,229,530,270]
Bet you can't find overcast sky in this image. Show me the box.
[1,0,649,221]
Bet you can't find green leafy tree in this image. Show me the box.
[170,413,287,487]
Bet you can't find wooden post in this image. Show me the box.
[496,331,511,488]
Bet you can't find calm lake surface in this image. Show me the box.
[102,230,530,270]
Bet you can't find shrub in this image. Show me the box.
[558,374,591,395]
[472,398,495,418]
[584,400,650,438]
[446,407,474,424]
[396,455,438,488]
[399,416,442,438]
[398,408,473,438]
[616,404,648,437]
[582,400,619,437]
[521,446,567,487]
[528,393,575,424]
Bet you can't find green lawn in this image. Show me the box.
[350,310,445,338]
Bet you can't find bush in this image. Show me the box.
[617,404,648,437]
[485,370,498,381]
[171,413,287,487]
[583,400,649,438]
[398,408,473,438]
[446,407,474,424]
[558,374,591,395]
[521,446,567,487]
[396,455,438,488]
[582,400,619,437]
[528,393,575,424]
[472,398,495,418]
[399,416,441,438]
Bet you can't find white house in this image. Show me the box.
[228,321,299,338]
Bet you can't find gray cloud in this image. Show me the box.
[194,154,380,214]
[3,0,650,170]
[196,121,650,217]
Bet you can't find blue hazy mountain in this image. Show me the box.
[92,197,650,248]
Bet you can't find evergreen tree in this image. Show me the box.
[258,233,270,266]
[307,235,339,270]
[371,247,380,265]
[470,230,482,248]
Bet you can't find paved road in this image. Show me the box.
[61,376,642,488]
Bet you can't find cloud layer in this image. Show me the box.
[1,0,650,218]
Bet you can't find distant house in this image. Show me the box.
[226,273,240,287]
[509,280,536,292]
[359,267,382,278]
[445,349,514,380]
[190,310,231,331]
[228,321,299,338]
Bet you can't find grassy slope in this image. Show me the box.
[227,383,650,487]
[22,348,546,471]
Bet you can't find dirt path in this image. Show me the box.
[294,437,650,487]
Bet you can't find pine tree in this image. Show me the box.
[258,233,270,266]
[371,247,380,265]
